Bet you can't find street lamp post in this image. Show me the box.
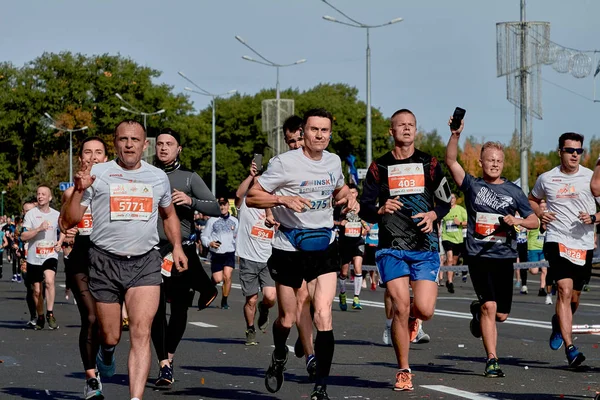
[235,35,306,156]
[44,113,89,184]
[322,0,403,167]
[1,190,6,216]
[178,71,236,196]
[115,93,166,131]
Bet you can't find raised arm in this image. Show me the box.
[235,161,258,209]
[445,117,466,188]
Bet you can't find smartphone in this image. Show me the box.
[253,154,263,172]
[450,107,466,131]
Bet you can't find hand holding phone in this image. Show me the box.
[450,107,466,131]
[253,154,263,173]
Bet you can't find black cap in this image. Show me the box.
[159,128,180,145]
[218,197,229,205]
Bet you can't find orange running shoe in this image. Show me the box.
[408,318,420,342]
[394,369,414,391]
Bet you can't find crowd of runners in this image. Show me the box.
[1,108,599,400]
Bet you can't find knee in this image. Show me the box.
[86,312,97,328]
[263,291,276,306]
[496,313,508,322]
[44,279,54,289]
[415,307,435,321]
[480,302,497,317]
[246,295,258,308]
[313,307,332,330]
[558,286,572,299]
[278,312,296,329]
[130,321,152,342]
[32,286,42,297]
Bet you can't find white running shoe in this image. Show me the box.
[383,325,392,346]
[520,285,528,294]
[412,322,431,344]
[545,294,553,305]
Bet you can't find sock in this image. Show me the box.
[272,320,291,360]
[338,277,346,294]
[314,330,335,387]
[386,318,393,328]
[101,346,115,365]
[46,310,53,317]
[247,324,255,331]
[221,295,228,306]
[354,276,363,297]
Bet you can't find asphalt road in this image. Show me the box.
[0,254,599,400]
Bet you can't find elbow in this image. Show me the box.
[592,180,600,197]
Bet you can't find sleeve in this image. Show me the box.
[335,158,345,189]
[530,174,545,200]
[359,161,382,224]
[257,157,286,193]
[200,218,214,248]
[23,210,34,230]
[516,190,534,218]
[460,206,468,222]
[432,158,452,220]
[159,174,172,208]
[190,172,220,217]
[459,173,473,193]
[81,187,93,207]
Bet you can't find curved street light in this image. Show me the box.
[44,112,89,184]
[115,93,165,131]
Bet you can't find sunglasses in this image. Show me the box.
[561,147,584,155]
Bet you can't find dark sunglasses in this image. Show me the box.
[561,147,584,155]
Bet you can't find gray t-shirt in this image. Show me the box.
[461,173,533,259]
[81,160,172,256]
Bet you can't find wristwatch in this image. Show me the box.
[591,214,596,224]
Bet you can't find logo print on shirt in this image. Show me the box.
[474,187,514,210]
[556,184,578,199]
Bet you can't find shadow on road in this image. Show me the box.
[0,387,80,399]
[182,337,247,345]
[485,391,588,399]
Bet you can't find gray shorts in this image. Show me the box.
[88,244,162,304]
[239,257,275,297]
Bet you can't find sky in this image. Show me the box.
[2,0,600,154]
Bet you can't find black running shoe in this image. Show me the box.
[310,385,330,400]
[265,347,288,393]
[257,302,270,333]
[446,281,455,294]
[306,355,317,382]
[155,362,174,388]
[34,316,45,331]
[294,336,304,358]
[469,300,482,338]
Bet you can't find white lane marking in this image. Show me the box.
[421,385,493,399]
[271,345,295,353]
[189,322,218,328]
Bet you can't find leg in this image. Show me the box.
[126,285,160,399]
[385,277,412,369]
[353,256,363,298]
[556,278,575,346]
[32,282,44,316]
[296,281,314,358]
[150,283,169,366]
[479,301,509,359]
[43,269,56,312]
[244,294,259,327]
[96,302,123,348]
[222,266,233,306]
[70,273,100,379]
[445,250,455,292]
[273,283,298,358]
[410,280,438,321]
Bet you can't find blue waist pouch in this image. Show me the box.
[280,227,332,252]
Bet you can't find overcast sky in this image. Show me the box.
[3,0,600,153]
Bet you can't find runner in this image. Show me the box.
[61,120,188,400]
[445,118,538,377]
[20,185,64,330]
[530,132,598,368]
[364,222,379,291]
[59,136,109,399]
[360,109,451,391]
[336,183,368,310]
[247,108,357,400]
[150,128,220,389]
[19,200,37,327]
[515,220,529,294]
[440,193,467,293]
[235,160,276,346]
[200,197,238,310]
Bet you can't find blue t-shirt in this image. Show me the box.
[460,174,533,259]
[0,230,4,253]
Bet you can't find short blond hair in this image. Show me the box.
[480,141,504,158]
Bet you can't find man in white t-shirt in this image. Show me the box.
[62,120,187,400]
[247,108,358,400]
[235,161,276,346]
[529,132,599,369]
[21,185,63,330]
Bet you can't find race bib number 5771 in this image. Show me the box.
[109,183,153,221]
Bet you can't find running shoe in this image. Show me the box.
[221,304,230,310]
[520,285,528,294]
[462,273,468,283]
[545,294,553,305]
[382,325,392,346]
[310,385,330,400]
[265,347,288,393]
[84,377,104,399]
[198,286,218,310]
[155,362,174,388]
[306,355,317,382]
[16,274,22,283]
[566,345,586,368]
[538,288,547,297]
[294,336,304,358]
[34,316,45,331]
[47,314,59,330]
[408,317,420,342]
[583,284,590,292]
[11,274,17,282]
[371,282,377,291]
[446,281,455,294]
[412,322,431,344]
[515,280,522,289]
[96,348,116,378]
[484,358,505,378]
[394,369,414,391]
[549,314,564,351]
[245,328,258,346]
[352,296,362,310]
[338,293,347,311]
[257,303,270,332]
[469,300,482,338]
[26,318,37,328]
[122,318,129,331]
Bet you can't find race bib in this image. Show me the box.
[307,198,331,212]
[250,221,274,242]
[474,212,506,243]
[77,210,93,235]
[388,163,425,196]
[109,183,153,221]
[36,240,55,259]
[516,230,527,244]
[445,220,459,232]
[558,243,587,266]
[368,228,379,241]
[161,252,173,277]
[344,221,362,238]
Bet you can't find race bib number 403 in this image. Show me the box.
[388,163,425,196]
[109,183,153,221]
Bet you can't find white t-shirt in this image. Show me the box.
[200,215,238,254]
[531,165,600,250]
[81,160,172,256]
[236,198,273,263]
[258,148,345,251]
[23,207,60,265]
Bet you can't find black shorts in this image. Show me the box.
[210,251,235,273]
[27,258,59,283]
[88,244,162,304]
[466,256,515,314]
[442,240,464,256]
[364,245,377,266]
[163,244,210,303]
[340,240,365,265]
[517,242,528,262]
[543,242,592,291]
[65,235,92,278]
[268,241,340,289]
